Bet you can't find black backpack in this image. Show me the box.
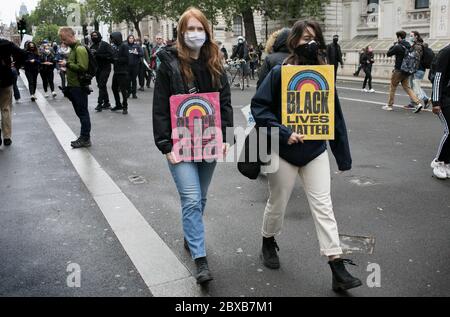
[75,45,98,86]
[422,47,435,70]
[400,44,420,75]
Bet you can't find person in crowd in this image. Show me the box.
[110,32,129,114]
[430,43,450,180]
[39,43,57,98]
[55,43,70,90]
[326,34,344,80]
[257,28,291,89]
[90,31,114,112]
[58,27,92,148]
[231,36,251,88]
[361,45,375,93]
[250,20,362,292]
[126,35,143,99]
[383,30,423,113]
[0,38,26,146]
[151,34,165,71]
[403,31,425,112]
[139,37,152,90]
[152,7,233,285]
[24,42,40,102]
[248,44,258,80]
[407,35,434,109]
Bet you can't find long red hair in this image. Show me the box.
[176,7,223,88]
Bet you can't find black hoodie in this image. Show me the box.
[257,28,291,89]
[90,32,114,68]
[0,39,26,88]
[387,39,411,70]
[110,32,129,75]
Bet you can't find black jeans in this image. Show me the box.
[437,106,450,164]
[112,73,128,108]
[60,71,66,89]
[96,66,111,106]
[128,64,139,96]
[40,67,55,93]
[363,65,373,90]
[12,68,20,100]
[25,70,38,95]
[68,87,91,139]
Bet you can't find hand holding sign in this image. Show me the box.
[287,132,305,145]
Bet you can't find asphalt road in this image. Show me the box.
[1,72,449,297]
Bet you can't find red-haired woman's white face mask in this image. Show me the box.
[184,17,206,51]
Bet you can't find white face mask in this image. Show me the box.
[184,31,206,51]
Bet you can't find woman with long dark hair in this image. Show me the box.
[24,42,40,102]
[152,7,233,285]
[251,20,362,292]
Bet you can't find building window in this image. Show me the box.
[415,0,429,9]
[232,16,243,36]
[367,0,379,13]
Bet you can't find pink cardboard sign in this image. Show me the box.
[169,92,223,162]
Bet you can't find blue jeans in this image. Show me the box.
[410,70,429,102]
[168,161,216,259]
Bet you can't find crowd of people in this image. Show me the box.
[1,5,449,291]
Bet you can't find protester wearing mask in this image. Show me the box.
[110,32,129,114]
[39,44,57,98]
[251,20,361,292]
[231,36,251,88]
[326,35,344,80]
[127,35,143,99]
[24,42,40,102]
[91,31,114,112]
[56,43,70,90]
[153,7,233,285]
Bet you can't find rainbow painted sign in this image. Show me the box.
[170,92,223,161]
[282,66,335,140]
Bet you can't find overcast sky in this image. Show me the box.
[1,0,38,24]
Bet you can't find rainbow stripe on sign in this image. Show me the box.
[176,96,215,117]
[288,70,329,91]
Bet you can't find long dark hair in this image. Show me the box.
[412,31,423,43]
[26,41,38,54]
[285,20,327,65]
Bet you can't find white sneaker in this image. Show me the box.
[52,91,57,97]
[433,162,448,179]
[363,89,369,93]
[431,159,441,169]
[369,89,375,93]
[413,104,423,114]
[44,93,49,98]
[382,105,393,111]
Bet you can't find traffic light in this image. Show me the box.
[17,19,26,35]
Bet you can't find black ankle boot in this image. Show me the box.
[194,257,213,285]
[260,237,280,269]
[328,258,362,292]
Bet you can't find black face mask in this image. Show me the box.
[333,38,339,44]
[294,40,319,62]
[92,37,101,44]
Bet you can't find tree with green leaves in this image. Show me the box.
[86,0,165,39]
[33,23,60,44]
[28,0,78,27]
